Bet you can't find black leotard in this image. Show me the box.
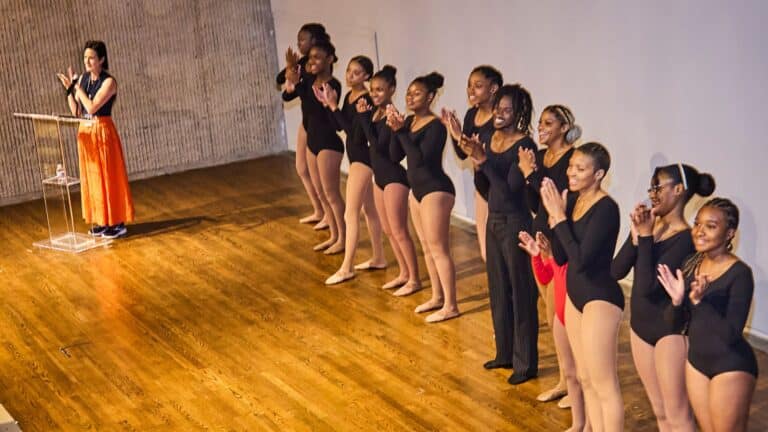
[276,56,310,129]
[332,92,373,167]
[481,136,537,215]
[282,75,343,155]
[451,107,495,200]
[393,116,454,202]
[357,110,409,189]
[685,260,757,378]
[552,194,624,312]
[611,231,694,345]
[276,56,309,85]
[525,147,575,237]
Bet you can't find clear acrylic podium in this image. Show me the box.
[13,113,112,252]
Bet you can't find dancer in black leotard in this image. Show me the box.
[441,65,502,262]
[355,66,421,295]
[518,105,581,405]
[315,56,387,285]
[387,72,459,323]
[611,164,714,431]
[283,39,346,254]
[541,142,624,431]
[658,198,757,432]
[278,23,329,227]
[460,84,538,384]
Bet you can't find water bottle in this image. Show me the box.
[56,164,65,183]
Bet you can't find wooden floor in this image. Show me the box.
[0,153,766,431]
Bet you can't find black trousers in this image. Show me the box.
[486,212,539,376]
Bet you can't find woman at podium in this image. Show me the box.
[57,40,134,239]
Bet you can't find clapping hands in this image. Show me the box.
[518,147,537,178]
[657,264,709,306]
[385,104,406,131]
[540,177,568,226]
[440,108,463,142]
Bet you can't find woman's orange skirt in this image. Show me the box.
[77,117,134,226]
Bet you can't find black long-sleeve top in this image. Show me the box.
[391,117,445,166]
[612,231,694,340]
[479,135,537,215]
[525,147,575,236]
[357,109,408,189]
[451,107,495,159]
[392,116,453,199]
[685,260,756,374]
[282,75,343,153]
[552,194,624,310]
[275,56,309,86]
[331,92,373,165]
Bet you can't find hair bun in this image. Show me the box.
[696,172,716,197]
[381,65,397,76]
[425,72,444,90]
[565,124,582,144]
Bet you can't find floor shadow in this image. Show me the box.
[458,292,489,304]
[126,216,215,238]
[459,302,490,316]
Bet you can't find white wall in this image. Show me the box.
[271,0,768,336]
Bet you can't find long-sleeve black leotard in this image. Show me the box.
[611,231,694,345]
[552,194,624,312]
[451,107,495,201]
[282,75,343,155]
[357,109,409,189]
[392,116,454,202]
[332,92,373,167]
[685,260,757,378]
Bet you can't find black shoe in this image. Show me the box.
[88,225,108,237]
[507,372,537,385]
[484,359,513,370]
[102,223,127,239]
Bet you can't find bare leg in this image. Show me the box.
[581,300,624,431]
[566,296,602,431]
[325,163,368,284]
[317,150,345,254]
[685,364,713,432]
[295,124,323,223]
[631,331,669,430]
[655,335,695,432]
[708,371,755,432]
[555,317,588,431]
[538,280,567,402]
[418,192,459,323]
[306,151,335,250]
[385,185,420,294]
[406,194,437,300]
[474,190,488,262]
[357,170,386,269]
[374,185,408,289]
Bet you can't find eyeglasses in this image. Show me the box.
[647,181,676,194]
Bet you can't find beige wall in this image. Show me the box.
[0,0,286,205]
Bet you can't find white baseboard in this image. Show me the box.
[745,327,768,354]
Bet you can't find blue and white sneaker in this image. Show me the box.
[102,223,127,239]
[88,225,108,237]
